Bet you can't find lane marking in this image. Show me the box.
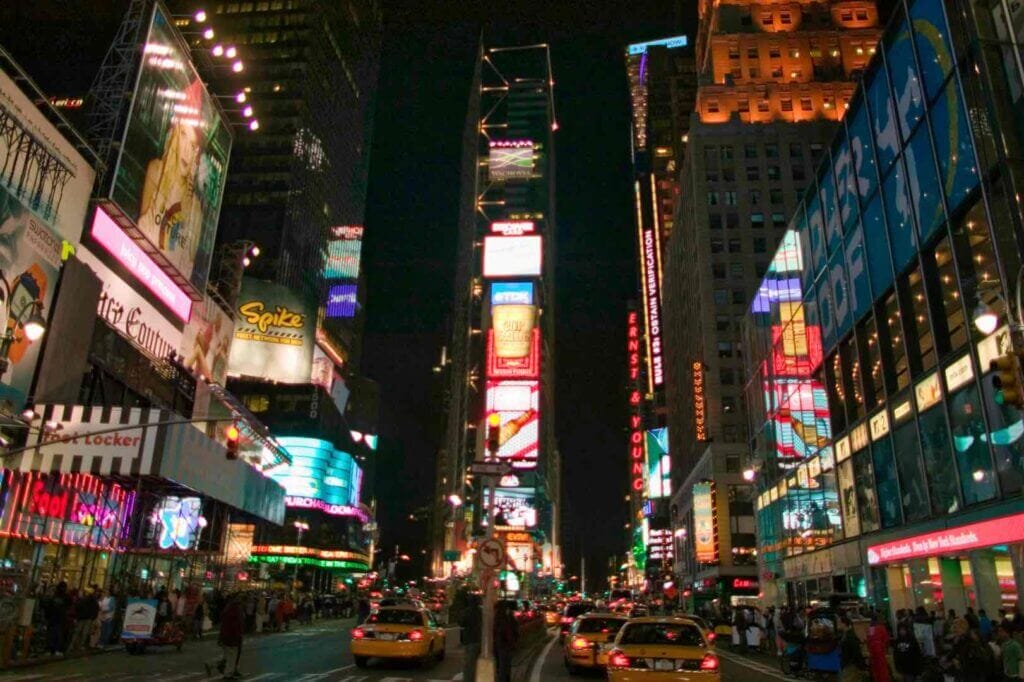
[319,664,355,675]
[716,648,790,680]
[528,632,559,682]
[243,675,279,680]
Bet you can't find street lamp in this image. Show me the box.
[742,468,756,482]
[0,271,47,376]
[973,301,1000,336]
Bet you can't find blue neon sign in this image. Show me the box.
[628,35,688,55]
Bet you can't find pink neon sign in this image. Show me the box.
[90,207,192,322]
[867,512,1024,565]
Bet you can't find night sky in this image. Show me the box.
[0,1,693,590]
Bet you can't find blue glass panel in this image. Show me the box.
[905,123,944,241]
[845,225,871,323]
[866,62,901,173]
[886,18,926,141]
[848,95,878,201]
[930,75,981,216]
[862,192,894,297]
[883,162,917,275]
[828,248,851,339]
[909,0,955,103]
[795,206,815,291]
[833,135,859,234]
[806,183,827,276]
[817,276,837,352]
[820,155,842,257]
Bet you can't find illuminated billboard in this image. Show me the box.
[488,140,534,181]
[107,3,231,292]
[485,380,539,469]
[487,488,537,528]
[693,481,718,563]
[90,206,193,322]
[487,282,538,378]
[179,292,233,383]
[483,236,542,278]
[491,221,535,236]
[324,226,363,280]
[627,35,689,55]
[271,436,363,509]
[227,278,315,383]
[325,284,358,318]
[645,428,671,498]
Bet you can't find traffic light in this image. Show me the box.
[991,351,1024,408]
[486,413,501,455]
[225,423,240,460]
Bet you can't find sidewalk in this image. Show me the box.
[2,616,354,671]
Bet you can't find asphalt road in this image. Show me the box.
[0,622,793,681]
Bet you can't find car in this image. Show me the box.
[541,604,562,626]
[562,613,628,675]
[673,613,716,646]
[559,601,595,642]
[606,616,719,681]
[349,606,446,668]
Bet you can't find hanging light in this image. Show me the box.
[225,46,238,59]
[212,44,224,57]
[23,306,46,342]
[243,105,254,118]
[973,302,1000,335]
[235,91,247,103]
[194,10,208,22]
[232,61,244,73]
[249,119,260,131]
[203,28,215,40]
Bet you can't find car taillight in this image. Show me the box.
[408,629,424,641]
[352,627,365,640]
[570,636,590,650]
[609,650,630,668]
[707,631,716,642]
[700,654,719,671]
[561,616,573,624]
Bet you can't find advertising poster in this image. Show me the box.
[487,282,538,378]
[482,236,543,278]
[485,380,539,469]
[227,278,315,383]
[108,3,231,292]
[324,226,363,280]
[488,140,534,181]
[325,283,358,318]
[122,599,158,640]
[693,481,718,563]
[645,428,671,499]
[0,186,65,410]
[179,294,233,383]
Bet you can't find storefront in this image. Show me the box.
[866,510,1024,622]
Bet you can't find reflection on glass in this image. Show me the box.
[918,404,961,515]
[948,384,998,505]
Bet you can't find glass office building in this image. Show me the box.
[743,0,1024,615]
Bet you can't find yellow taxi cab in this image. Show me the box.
[562,612,628,674]
[544,603,564,626]
[607,616,719,681]
[673,613,717,647]
[350,606,446,668]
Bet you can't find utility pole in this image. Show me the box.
[476,413,502,682]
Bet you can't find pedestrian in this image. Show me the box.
[460,593,482,682]
[494,601,519,682]
[838,614,866,682]
[734,606,750,652]
[894,623,924,681]
[155,588,171,631]
[255,592,267,633]
[912,606,936,659]
[980,609,994,641]
[967,607,981,632]
[867,612,893,682]
[206,594,243,680]
[43,582,69,657]
[998,623,1023,680]
[193,596,206,640]
[98,588,116,647]
[356,594,370,625]
[71,585,99,652]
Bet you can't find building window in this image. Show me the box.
[716,315,731,331]
[708,192,719,206]
[728,238,742,253]
[730,263,745,278]
[772,212,786,227]
[780,12,792,24]
[757,100,769,112]
[747,47,758,59]
[753,237,767,253]
[825,351,848,433]
[927,238,967,355]
[744,144,758,159]
[859,315,885,409]
[755,261,768,278]
[765,144,778,158]
[949,384,998,506]
[728,46,740,59]
[714,289,729,305]
[721,145,734,161]
[723,168,736,182]
[706,170,720,182]
[771,67,784,79]
[918,398,961,515]
[770,189,784,204]
[781,98,794,112]
[713,263,726,279]
[725,213,740,229]
[840,10,854,21]
[879,292,910,391]
[739,99,750,112]
[853,449,881,533]
[751,212,765,227]
[707,100,720,113]
[718,342,734,358]
[891,419,929,522]
[749,190,761,205]
[705,146,718,164]
[767,165,781,180]
[800,97,813,110]
[789,142,802,158]
[749,67,761,79]
[900,267,937,377]
[762,13,774,25]
[769,47,781,58]
[721,367,736,384]
[793,165,806,181]
[711,237,724,253]
[871,436,903,528]
[741,14,753,26]
[789,48,800,58]
[730,68,743,82]
[723,191,738,205]
[709,214,723,230]
[747,166,760,181]
[856,9,869,19]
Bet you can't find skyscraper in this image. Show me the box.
[623,35,697,588]
[661,0,881,609]
[433,43,560,585]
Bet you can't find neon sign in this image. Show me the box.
[90,207,193,322]
[629,399,645,493]
[284,496,368,522]
[636,181,664,391]
[693,361,707,441]
[627,312,641,381]
[251,545,368,562]
[491,221,536,236]
[866,512,1024,565]
[732,578,758,590]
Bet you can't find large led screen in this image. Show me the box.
[483,236,542,278]
[227,278,315,383]
[645,428,671,498]
[324,226,363,280]
[108,3,231,292]
[488,488,537,528]
[488,140,534,181]
[485,380,539,469]
[272,437,363,511]
[325,284,358,318]
[487,282,538,378]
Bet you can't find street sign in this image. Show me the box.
[477,538,506,570]
[469,461,512,477]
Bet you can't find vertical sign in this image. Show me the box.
[693,361,707,441]
[693,481,718,563]
[627,311,645,496]
[636,182,664,391]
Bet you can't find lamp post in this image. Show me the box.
[0,270,47,379]
[292,520,309,590]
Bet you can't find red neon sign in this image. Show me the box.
[627,311,645,495]
[627,312,641,381]
[867,512,1024,565]
[732,578,758,590]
